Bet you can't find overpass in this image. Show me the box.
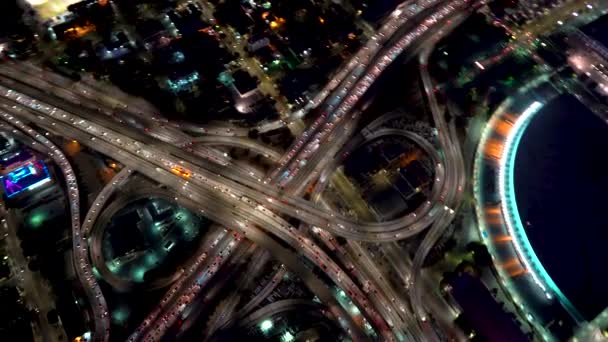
[0,1,484,341]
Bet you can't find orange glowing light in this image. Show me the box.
[485,216,503,226]
[501,258,521,269]
[494,119,513,137]
[484,139,504,160]
[509,268,528,277]
[270,21,279,29]
[64,22,95,38]
[171,166,192,178]
[485,206,501,215]
[493,235,513,243]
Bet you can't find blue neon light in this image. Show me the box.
[2,161,51,198]
[499,101,584,323]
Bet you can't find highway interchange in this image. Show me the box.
[0,0,501,341]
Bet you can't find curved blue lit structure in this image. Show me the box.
[474,85,586,340]
[497,101,583,323]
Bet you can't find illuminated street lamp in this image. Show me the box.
[259,319,273,333]
[281,331,295,342]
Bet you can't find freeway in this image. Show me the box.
[81,167,133,236]
[408,20,468,337]
[0,51,456,342]
[5,59,291,141]
[0,70,264,176]
[0,62,165,127]
[251,4,478,336]
[282,0,462,152]
[172,121,248,137]
[89,188,202,292]
[239,4,480,334]
[0,111,111,342]
[0,97,244,341]
[231,265,287,323]
[0,81,260,338]
[0,63,244,169]
[286,0,453,124]
[4,61,289,159]
[270,0,474,188]
[2,33,472,243]
[190,135,282,161]
[8,61,159,117]
[0,124,71,342]
[201,249,271,339]
[0,64,310,188]
[174,246,265,341]
[0,11,466,340]
[305,122,449,340]
[234,299,326,331]
[0,74,378,340]
[0,72,451,241]
[139,241,256,342]
[0,94,373,341]
[0,2,484,340]
[177,5,477,334]
[305,100,465,339]
[133,234,242,342]
[309,184,421,341]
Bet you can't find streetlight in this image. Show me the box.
[259,319,273,333]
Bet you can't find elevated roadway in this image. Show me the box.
[0,1,484,340]
[190,135,282,161]
[89,188,196,292]
[408,16,469,336]
[270,0,474,187]
[0,95,372,341]
[0,111,111,342]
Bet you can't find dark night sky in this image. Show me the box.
[514,95,608,320]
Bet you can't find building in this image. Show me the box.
[230,70,262,114]
[0,136,54,200]
[1,160,53,199]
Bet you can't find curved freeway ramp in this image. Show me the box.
[191,135,282,161]
[0,111,111,342]
[90,188,189,292]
